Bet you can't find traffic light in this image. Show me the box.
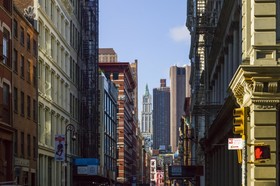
[233,107,247,136]
[254,145,271,161]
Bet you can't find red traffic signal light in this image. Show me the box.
[254,145,271,161]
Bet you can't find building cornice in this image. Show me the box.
[229,65,280,106]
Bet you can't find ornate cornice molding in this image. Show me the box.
[229,66,280,106]
[61,0,73,15]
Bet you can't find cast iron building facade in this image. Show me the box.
[188,0,280,185]
[31,0,84,184]
[152,79,170,150]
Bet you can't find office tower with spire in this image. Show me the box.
[141,84,153,146]
[152,79,170,150]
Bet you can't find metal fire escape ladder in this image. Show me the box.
[194,0,223,184]
[81,0,100,158]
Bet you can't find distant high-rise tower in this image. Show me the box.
[141,84,153,145]
[153,79,170,150]
[170,65,191,152]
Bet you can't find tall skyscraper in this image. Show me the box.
[141,84,153,146]
[152,79,170,150]
[170,65,191,152]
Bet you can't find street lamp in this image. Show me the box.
[65,123,76,186]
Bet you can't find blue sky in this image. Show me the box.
[99,0,191,111]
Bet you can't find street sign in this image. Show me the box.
[228,138,243,150]
[168,165,203,178]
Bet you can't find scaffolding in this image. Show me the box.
[81,0,100,158]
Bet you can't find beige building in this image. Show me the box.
[187,0,280,185]
[99,48,118,63]
[169,65,191,153]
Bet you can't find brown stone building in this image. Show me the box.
[0,0,13,183]
[99,62,137,185]
[99,48,118,63]
[12,4,38,186]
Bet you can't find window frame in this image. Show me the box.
[14,87,18,113]
[21,132,24,157]
[20,26,24,46]
[27,95,31,118]
[20,91,25,116]
[20,55,25,78]
[13,49,18,73]
[2,29,9,65]
[13,19,18,38]
[27,33,31,51]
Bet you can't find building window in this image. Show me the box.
[21,132,24,157]
[33,39,37,56]
[20,55,24,78]
[27,134,31,157]
[27,96,31,118]
[20,27,24,45]
[33,99,36,120]
[14,87,18,113]
[33,66,37,87]
[14,130,18,155]
[3,0,11,12]
[13,49,18,73]
[3,29,9,65]
[21,91,24,116]
[51,36,55,58]
[27,33,31,51]
[3,83,10,108]
[33,136,36,159]
[13,19,18,38]
[113,72,119,80]
[27,61,31,82]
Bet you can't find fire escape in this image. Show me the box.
[81,0,100,158]
[187,0,223,164]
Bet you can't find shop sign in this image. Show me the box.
[15,157,29,167]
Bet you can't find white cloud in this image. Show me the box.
[169,26,190,43]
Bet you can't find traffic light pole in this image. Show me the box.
[233,107,247,186]
[241,135,246,186]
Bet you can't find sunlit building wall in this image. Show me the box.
[13,0,82,185]
[12,4,38,185]
[169,65,191,153]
